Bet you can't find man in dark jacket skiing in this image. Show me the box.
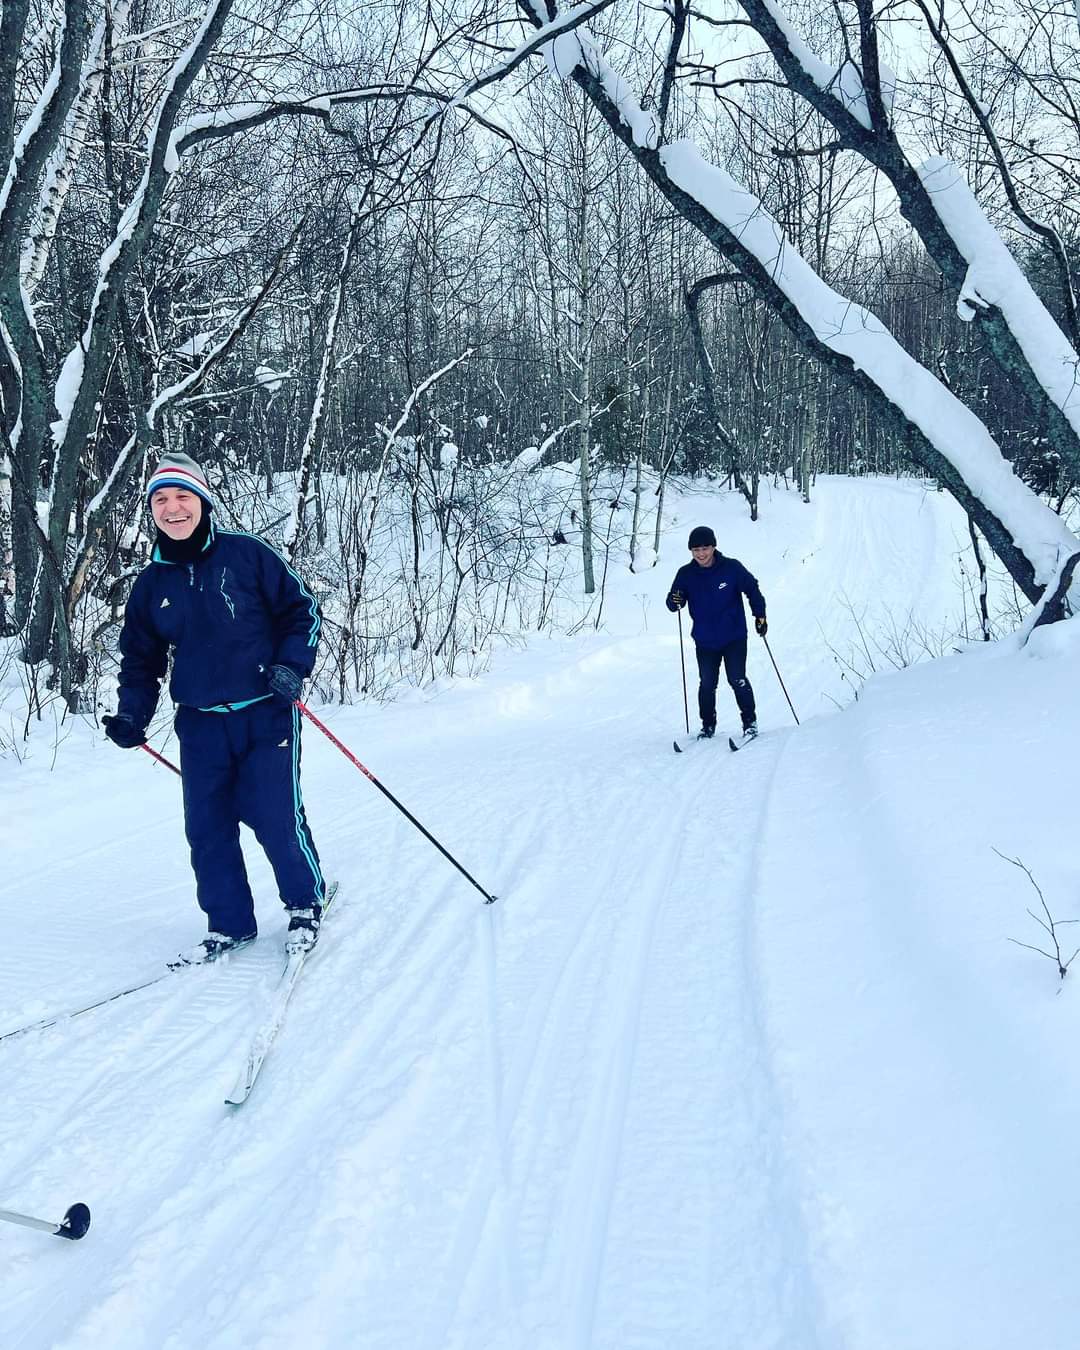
[666,525,767,741]
[103,452,327,965]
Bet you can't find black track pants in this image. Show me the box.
[695,640,756,731]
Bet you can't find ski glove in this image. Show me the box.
[669,590,686,610]
[755,616,768,637]
[268,663,303,705]
[102,714,147,749]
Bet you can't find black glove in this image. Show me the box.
[268,664,303,705]
[103,714,147,749]
[670,589,686,610]
[755,616,768,637]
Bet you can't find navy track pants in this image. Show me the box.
[175,700,325,937]
[695,639,756,731]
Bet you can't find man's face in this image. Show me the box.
[151,487,202,540]
[690,543,716,566]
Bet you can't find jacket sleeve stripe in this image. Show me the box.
[226,530,321,648]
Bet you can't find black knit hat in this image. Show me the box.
[687,525,716,549]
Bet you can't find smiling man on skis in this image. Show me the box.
[103,452,327,965]
[666,525,767,743]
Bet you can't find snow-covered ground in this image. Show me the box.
[2,476,1079,1349]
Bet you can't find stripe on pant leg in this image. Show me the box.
[290,704,325,901]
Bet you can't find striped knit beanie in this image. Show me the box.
[146,452,213,507]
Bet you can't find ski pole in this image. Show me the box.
[140,742,180,776]
[0,1202,91,1241]
[762,635,800,725]
[677,609,690,734]
[296,701,498,904]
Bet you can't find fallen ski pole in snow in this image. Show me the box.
[140,742,180,775]
[296,701,498,904]
[0,1202,91,1241]
[762,635,800,725]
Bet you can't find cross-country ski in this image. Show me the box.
[225,881,340,1105]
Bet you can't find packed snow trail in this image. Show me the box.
[2,478,1078,1349]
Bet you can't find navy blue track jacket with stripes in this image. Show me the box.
[117,524,321,726]
[665,554,765,649]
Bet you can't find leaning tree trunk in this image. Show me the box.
[576,165,596,596]
[534,24,1078,605]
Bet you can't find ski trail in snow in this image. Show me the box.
[1,950,287,1349]
[29,888,484,1350]
[2,478,1004,1349]
[559,821,685,1349]
[582,727,829,1350]
[13,676,832,1350]
[407,689,833,1350]
[478,904,528,1330]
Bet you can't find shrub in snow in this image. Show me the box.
[513,447,542,473]
[255,365,286,393]
[999,851,1080,982]
[631,545,657,572]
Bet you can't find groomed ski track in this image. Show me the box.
[2,701,816,1350]
[2,478,1077,1349]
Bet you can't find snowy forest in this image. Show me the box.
[3,0,1080,723]
[6,5,1080,1345]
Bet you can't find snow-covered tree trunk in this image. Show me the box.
[684,273,755,517]
[283,198,364,563]
[734,0,1080,481]
[575,151,596,595]
[21,1,133,297]
[1,0,236,674]
[0,0,94,642]
[0,449,13,630]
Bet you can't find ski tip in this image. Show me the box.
[225,1079,251,1107]
[728,737,739,752]
[57,1203,91,1240]
[673,739,683,753]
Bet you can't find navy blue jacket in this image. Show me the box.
[117,523,321,726]
[665,554,765,649]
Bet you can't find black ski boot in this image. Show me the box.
[169,931,256,969]
[285,904,322,956]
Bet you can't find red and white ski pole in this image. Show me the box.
[0,1202,91,1241]
[296,701,498,904]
